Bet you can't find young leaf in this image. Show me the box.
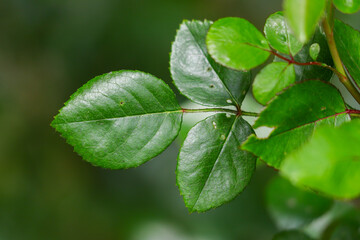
[206,17,271,71]
[333,0,360,14]
[294,28,333,81]
[264,11,303,56]
[253,62,296,105]
[283,0,327,43]
[242,80,349,169]
[334,19,360,87]
[170,20,251,108]
[266,176,332,230]
[51,71,183,169]
[274,28,333,82]
[281,120,360,199]
[309,43,320,61]
[177,114,256,212]
[272,230,314,240]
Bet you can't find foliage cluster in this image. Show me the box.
[52,0,360,238]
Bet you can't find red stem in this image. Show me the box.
[267,50,347,81]
[346,109,360,114]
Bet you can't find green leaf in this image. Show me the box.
[242,80,349,169]
[51,71,183,169]
[283,0,327,43]
[266,176,332,230]
[206,17,271,71]
[170,20,251,108]
[253,62,296,105]
[272,230,314,240]
[329,222,360,240]
[264,11,303,56]
[293,28,333,81]
[281,119,360,199]
[333,0,360,14]
[275,28,333,82]
[177,114,256,212]
[309,43,320,61]
[324,210,360,240]
[334,19,360,88]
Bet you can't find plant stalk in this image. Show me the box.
[322,4,360,105]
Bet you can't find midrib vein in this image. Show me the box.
[52,110,182,125]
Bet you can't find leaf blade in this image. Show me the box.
[242,80,349,168]
[177,114,256,212]
[264,11,303,56]
[253,62,296,105]
[266,176,333,230]
[170,20,251,107]
[206,17,271,71]
[333,0,360,14]
[52,70,183,169]
[274,28,334,82]
[281,119,360,199]
[334,19,360,88]
[283,0,327,43]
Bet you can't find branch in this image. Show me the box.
[322,4,360,105]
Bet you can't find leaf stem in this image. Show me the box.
[346,109,360,118]
[241,111,260,117]
[322,3,360,104]
[181,108,259,117]
[269,50,341,75]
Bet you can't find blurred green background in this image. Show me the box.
[1,0,360,239]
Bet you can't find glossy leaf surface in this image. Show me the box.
[264,11,303,56]
[334,19,360,87]
[242,81,349,168]
[281,120,360,199]
[206,17,271,71]
[283,0,326,43]
[253,62,296,105]
[266,176,332,230]
[274,28,333,82]
[177,114,256,212]
[333,0,360,14]
[293,28,333,82]
[170,20,251,108]
[52,71,183,169]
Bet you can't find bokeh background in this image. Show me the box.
[1,0,360,239]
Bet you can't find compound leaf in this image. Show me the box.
[253,62,296,105]
[206,17,271,71]
[170,20,251,108]
[242,80,349,169]
[266,176,332,230]
[177,114,256,212]
[334,19,360,88]
[333,0,360,14]
[264,11,303,56]
[283,0,327,43]
[281,120,360,199]
[51,71,183,169]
